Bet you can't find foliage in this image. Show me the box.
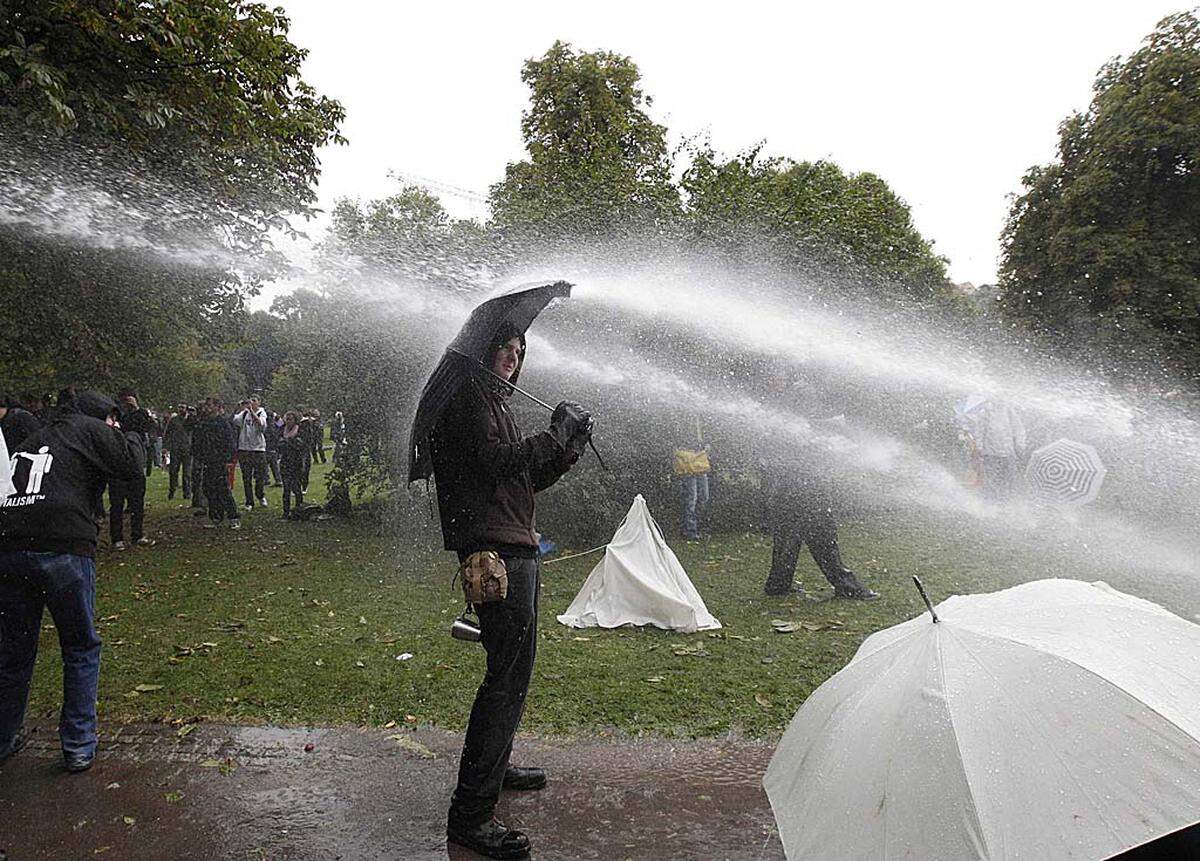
[0,0,343,401]
[681,143,959,307]
[489,41,681,240]
[999,11,1200,380]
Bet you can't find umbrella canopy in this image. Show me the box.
[407,280,572,482]
[764,579,1200,861]
[1025,437,1107,505]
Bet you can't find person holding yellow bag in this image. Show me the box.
[674,416,710,540]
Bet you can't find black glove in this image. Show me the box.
[549,401,591,450]
[565,417,594,463]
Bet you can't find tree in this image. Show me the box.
[0,0,344,399]
[999,11,1200,380]
[489,41,680,239]
[681,143,958,306]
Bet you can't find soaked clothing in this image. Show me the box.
[431,371,573,828]
[431,376,569,553]
[448,555,540,827]
[760,459,866,597]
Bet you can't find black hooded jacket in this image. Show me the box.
[430,373,571,553]
[0,393,142,556]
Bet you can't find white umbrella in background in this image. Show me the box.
[1025,437,1107,505]
[764,579,1200,860]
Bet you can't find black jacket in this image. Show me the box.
[0,405,141,556]
[163,414,191,452]
[192,415,236,464]
[0,407,41,451]
[430,376,571,552]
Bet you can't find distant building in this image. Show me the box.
[953,281,1002,314]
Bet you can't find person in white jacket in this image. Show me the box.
[972,398,1026,500]
[232,396,269,509]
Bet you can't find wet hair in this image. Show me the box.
[489,322,526,357]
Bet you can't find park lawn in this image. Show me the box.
[24,460,1167,740]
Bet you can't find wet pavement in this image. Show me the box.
[0,722,784,860]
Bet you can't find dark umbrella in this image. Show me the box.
[407,280,573,483]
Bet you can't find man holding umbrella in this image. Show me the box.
[412,283,592,860]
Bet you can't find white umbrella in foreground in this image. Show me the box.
[764,579,1200,860]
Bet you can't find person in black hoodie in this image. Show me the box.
[191,398,241,528]
[0,390,141,773]
[0,391,41,453]
[108,391,156,550]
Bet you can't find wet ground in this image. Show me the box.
[0,722,784,860]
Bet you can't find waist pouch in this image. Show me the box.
[456,550,509,604]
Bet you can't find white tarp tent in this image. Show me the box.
[556,494,721,633]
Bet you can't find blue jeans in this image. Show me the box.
[0,551,101,757]
[680,473,710,537]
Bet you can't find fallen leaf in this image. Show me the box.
[164,791,184,803]
[571,636,591,642]
[134,684,164,693]
[388,734,436,759]
[358,616,368,625]
[314,659,324,667]
[122,816,135,826]
[354,660,365,668]
[396,653,414,661]
[176,724,196,739]
[645,676,664,683]
[304,742,314,753]
[754,693,772,709]
[382,720,396,729]
[199,759,222,768]
[105,782,120,790]
[94,847,112,855]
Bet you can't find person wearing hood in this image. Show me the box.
[431,323,593,860]
[192,398,241,529]
[108,389,156,550]
[0,390,142,772]
[0,390,41,452]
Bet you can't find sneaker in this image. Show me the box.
[446,817,530,860]
[63,751,94,773]
[834,583,880,601]
[244,503,254,511]
[112,541,127,551]
[230,520,242,530]
[135,537,156,547]
[0,726,31,764]
[258,498,269,508]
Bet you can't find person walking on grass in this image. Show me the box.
[109,390,156,551]
[278,411,307,520]
[431,323,594,860]
[264,407,283,487]
[164,403,192,502]
[232,396,269,510]
[0,391,141,773]
[192,399,240,530]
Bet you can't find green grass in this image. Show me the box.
[24,459,1197,739]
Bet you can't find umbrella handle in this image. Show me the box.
[587,437,608,471]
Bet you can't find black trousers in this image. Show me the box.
[765,511,861,596]
[191,459,207,509]
[202,461,240,522]
[281,474,303,517]
[267,451,282,484]
[168,450,192,498]
[109,477,146,543]
[239,450,268,505]
[449,555,539,827]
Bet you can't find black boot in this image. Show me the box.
[503,765,546,791]
[447,817,530,859]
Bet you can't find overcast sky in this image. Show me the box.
[277,0,1190,287]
